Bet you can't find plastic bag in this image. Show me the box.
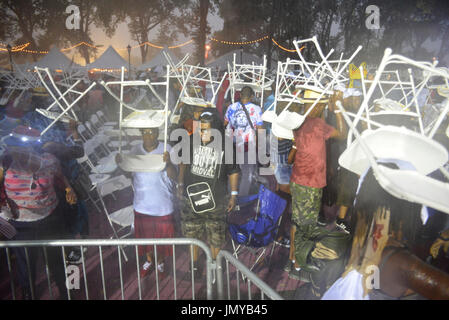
[321,270,370,300]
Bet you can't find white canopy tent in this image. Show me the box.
[137,48,180,71]
[87,46,128,71]
[28,47,81,71]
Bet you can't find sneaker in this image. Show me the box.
[317,216,327,227]
[283,260,293,272]
[288,267,301,280]
[275,238,291,248]
[140,261,153,278]
[336,218,351,234]
[297,269,312,283]
[280,238,290,248]
[155,262,166,280]
[66,249,83,265]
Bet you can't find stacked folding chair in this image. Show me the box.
[170,63,228,124]
[263,36,362,140]
[337,48,449,217]
[227,54,273,108]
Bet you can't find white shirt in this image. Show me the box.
[130,142,176,216]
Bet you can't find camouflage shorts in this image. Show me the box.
[290,182,325,268]
[290,182,323,227]
[180,197,227,248]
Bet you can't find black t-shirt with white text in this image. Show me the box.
[182,134,240,207]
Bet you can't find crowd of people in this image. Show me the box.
[0,65,449,301]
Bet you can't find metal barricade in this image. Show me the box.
[216,250,283,300]
[0,238,213,300]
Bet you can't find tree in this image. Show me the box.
[0,0,56,61]
[123,0,189,64]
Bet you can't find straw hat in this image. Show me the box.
[300,89,329,103]
[31,87,48,97]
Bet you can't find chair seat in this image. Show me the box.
[102,129,121,137]
[376,165,449,215]
[373,98,406,111]
[109,205,134,227]
[121,110,168,128]
[118,154,166,172]
[339,126,448,176]
[107,140,129,148]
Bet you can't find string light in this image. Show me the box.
[169,39,193,49]
[20,49,48,54]
[210,36,300,52]
[1,37,301,55]
[0,43,30,52]
[89,68,128,72]
[271,38,299,53]
[210,36,269,46]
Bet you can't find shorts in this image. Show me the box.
[181,197,227,248]
[134,211,175,258]
[289,182,324,269]
[290,182,322,227]
[274,163,293,185]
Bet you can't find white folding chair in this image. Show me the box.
[337,99,449,215]
[265,37,362,139]
[96,174,134,261]
[34,67,97,135]
[170,64,228,124]
[101,66,172,173]
[227,54,273,108]
[349,48,449,146]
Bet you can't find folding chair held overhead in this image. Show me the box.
[349,49,449,146]
[227,54,273,107]
[337,98,449,215]
[34,67,96,135]
[265,37,362,140]
[101,66,171,172]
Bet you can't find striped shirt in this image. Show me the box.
[4,152,60,222]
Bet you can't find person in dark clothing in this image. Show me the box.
[40,120,90,264]
[177,112,240,273]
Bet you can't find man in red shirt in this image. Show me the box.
[286,92,346,281]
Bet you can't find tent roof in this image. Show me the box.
[88,46,128,70]
[137,48,180,71]
[30,47,80,70]
[206,50,264,70]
